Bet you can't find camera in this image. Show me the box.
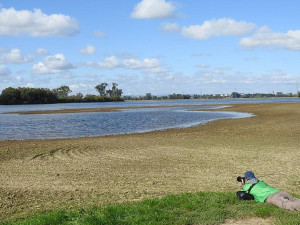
[237,176,245,183]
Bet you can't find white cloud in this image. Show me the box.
[16,76,23,81]
[196,63,210,68]
[0,65,11,76]
[86,56,120,69]
[86,56,163,73]
[0,47,7,53]
[36,48,49,55]
[0,48,33,64]
[70,83,93,91]
[131,0,177,19]
[123,58,161,69]
[160,22,180,32]
[239,26,300,50]
[181,18,256,40]
[25,83,35,88]
[94,30,107,38]
[265,70,299,84]
[81,45,96,55]
[144,67,170,74]
[32,54,75,75]
[192,52,212,57]
[0,7,79,36]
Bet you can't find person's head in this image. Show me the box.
[244,171,256,180]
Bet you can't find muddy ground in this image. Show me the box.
[0,103,299,222]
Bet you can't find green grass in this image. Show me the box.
[2,192,300,225]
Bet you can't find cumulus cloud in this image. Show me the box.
[86,56,119,69]
[239,26,300,50]
[32,54,75,75]
[265,70,299,84]
[196,63,210,68]
[181,18,256,40]
[123,58,161,69]
[86,56,160,69]
[36,48,49,55]
[160,22,180,32]
[0,65,11,77]
[81,45,96,55]
[70,83,93,91]
[94,30,107,38]
[0,7,79,36]
[0,48,33,63]
[131,0,177,19]
[85,56,167,74]
[25,83,35,88]
[16,76,23,81]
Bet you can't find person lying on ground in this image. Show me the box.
[237,171,300,211]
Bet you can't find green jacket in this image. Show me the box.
[242,180,280,202]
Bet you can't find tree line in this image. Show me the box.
[124,91,300,101]
[0,83,123,105]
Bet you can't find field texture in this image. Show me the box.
[0,103,299,222]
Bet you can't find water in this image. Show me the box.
[0,98,299,113]
[0,98,299,140]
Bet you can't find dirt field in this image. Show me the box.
[0,103,299,221]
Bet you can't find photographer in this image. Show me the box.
[238,171,300,211]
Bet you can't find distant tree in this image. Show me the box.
[18,87,57,104]
[75,92,83,99]
[298,91,300,98]
[53,86,72,98]
[145,93,152,100]
[231,92,241,98]
[95,83,108,96]
[0,87,22,105]
[183,94,191,99]
[106,89,113,97]
[0,87,57,105]
[106,83,122,97]
[111,83,119,97]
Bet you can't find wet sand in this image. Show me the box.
[0,103,299,221]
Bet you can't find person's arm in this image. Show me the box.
[241,178,245,188]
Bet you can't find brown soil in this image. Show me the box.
[0,103,299,222]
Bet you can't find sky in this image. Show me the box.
[0,0,299,96]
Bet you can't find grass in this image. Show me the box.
[2,192,300,225]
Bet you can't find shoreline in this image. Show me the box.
[0,102,299,221]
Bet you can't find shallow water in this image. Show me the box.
[0,105,250,140]
[0,98,298,140]
[0,98,299,113]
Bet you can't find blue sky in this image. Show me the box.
[0,0,299,96]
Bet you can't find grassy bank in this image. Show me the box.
[2,192,300,225]
[1,103,300,223]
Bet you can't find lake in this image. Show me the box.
[0,98,299,140]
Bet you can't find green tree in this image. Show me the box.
[0,87,22,105]
[75,92,83,99]
[107,83,122,97]
[231,92,241,98]
[53,86,72,98]
[145,93,152,100]
[18,87,57,104]
[95,83,108,96]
